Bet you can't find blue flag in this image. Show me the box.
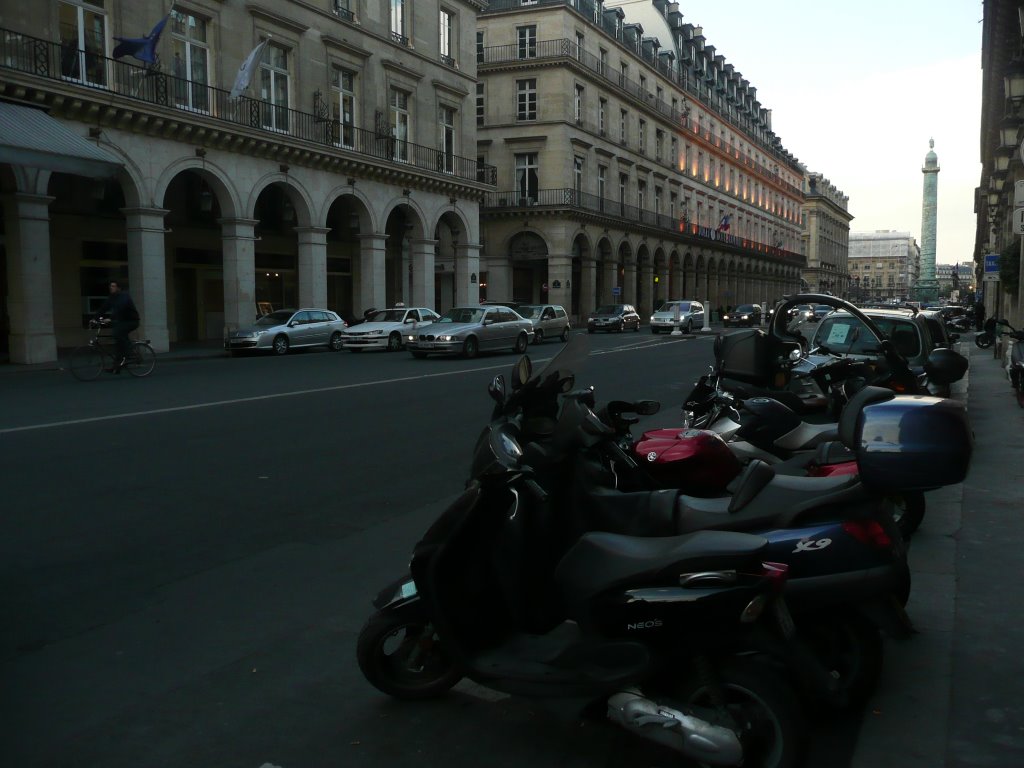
[112,10,171,65]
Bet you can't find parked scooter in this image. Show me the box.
[357,342,810,768]
[994,320,1024,407]
[975,317,998,349]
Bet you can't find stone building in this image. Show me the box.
[474,0,806,320]
[800,172,852,297]
[0,0,493,363]
[848,230,921,302]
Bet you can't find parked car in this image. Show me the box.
[788,304,814,322]
[649,300,705,333]
[809,307,964,396]
[919,310,961,349]
[586,303,641,333]
[721,303,762,328]
[517,304,571,344]
[225,308,347,356]
[405,305,533,359]
[341,305,440,352]
[812,304,833,322]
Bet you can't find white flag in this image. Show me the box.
[229,38,269,99]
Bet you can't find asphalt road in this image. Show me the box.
[0,330,858,768]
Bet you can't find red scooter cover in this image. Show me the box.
[633,428,743,495]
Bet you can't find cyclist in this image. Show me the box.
[94,280,140,371]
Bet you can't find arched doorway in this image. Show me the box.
[325,195,369,321]
[508,231,548,302]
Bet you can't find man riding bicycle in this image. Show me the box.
[94,280,140,371]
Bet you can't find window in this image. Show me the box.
[516,79,537,121]
[259,43,290,131]
[639,119,646,153]
[654,130,663,162]
[654,186,662,216]
[439,9,454,66]
[170,8,209,112]
[573,155,583,196]
[390,87,410,161]
[59,0,107,86]
[439,106,455,173]
[333,0,354,21]
[476,30,485,64]
[515,153,539,203]
[333,68,357,147]
[517,26,536,59]
[476,82,484,126]
[598,166,606,207]
[637,180,646,210]
[574,84,584,124]
[619,62,628,87]
[620,109,628,145]
[619,173,627,215]
[640,75,647,97]
[670,191,676,220]
[575,32,584,60]
[599,48,607,76]
[670,137,677,168]
[390,0,407,45]
[599,98,607,135]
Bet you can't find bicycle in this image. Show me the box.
[69,319,156,381]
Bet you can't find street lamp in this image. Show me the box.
[1004,55,1024,109]
[999,114,1023,149]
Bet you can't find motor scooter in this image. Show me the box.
[358,342,811,768]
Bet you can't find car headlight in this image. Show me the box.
[439,335,456,342]
[406,334,416,342]
[650,316,656,322]
[723,315,730,320]
[741,315,749,320]
[254,329,267,336]
[369,329,385,335]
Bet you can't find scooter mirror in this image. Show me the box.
[489,375,506,405]
[511,356,532,389]
[633,399,661,416]
[998,318,1011,326]
[925,347,969,386]
[788,349,802,362]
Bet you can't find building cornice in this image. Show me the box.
[321,35,372,59]
[246,3,311,35]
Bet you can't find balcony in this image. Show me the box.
[0,27,496,187]
[481,188,803,264]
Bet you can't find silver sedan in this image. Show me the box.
[225,308,348,355]
[405,305,534,358]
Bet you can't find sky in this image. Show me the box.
[620,0,984,265]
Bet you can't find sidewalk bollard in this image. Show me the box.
[701,299,713,332]
[671,302,683,336]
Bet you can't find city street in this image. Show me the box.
[0,331,858,768]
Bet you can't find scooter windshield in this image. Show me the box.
[525,333,589,389]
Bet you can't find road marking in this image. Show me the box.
[0,336,712,434]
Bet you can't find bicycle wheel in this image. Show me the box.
[125,343,156,377]
[69,345,104,381]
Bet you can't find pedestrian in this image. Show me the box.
[975,299,986,332]
[94,280,140,372]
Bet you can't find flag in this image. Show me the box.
[717,214,731,232]
[112,5,173,65]
[229,38,270,99]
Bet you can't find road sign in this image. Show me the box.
[1015,208,1024,235]
[611,286,622,296]
[985,253,1001,273]
[1016,179,1024,207]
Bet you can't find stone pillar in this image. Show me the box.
[579,256,598,321]
[708,270,720,319]
[548,254,572,311]
[602,260,618,305]
[657,263,670,304]
[455,243,481,306]
[623,260,638,305]
[5,192,57,364]
[357,234,387,314]
[219,218,258,335]
[485,256,512,304]
[123,207,171,353]
[410,239,437,309]
[296,226,330,310]
[639,260,654,315]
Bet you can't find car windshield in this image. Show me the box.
[518,305,543,319]
[659,302,692,313]
[594,305,622,314]
[815,315,921,357]
[255,311,293,327]
[437,308,484,324]
[366,309,406,323]
[734,305,756,313]
[814,305,832,313]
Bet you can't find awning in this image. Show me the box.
[0,102,122,178]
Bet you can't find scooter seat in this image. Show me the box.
[555,529,768,608]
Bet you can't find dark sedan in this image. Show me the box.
[721,304,762,327]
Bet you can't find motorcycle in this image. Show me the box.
[975,317,998,349]
[996,320,1024,408]
[357,340,810,768]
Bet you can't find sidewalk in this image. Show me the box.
[853,341,1024,767]
[0,339,228,374]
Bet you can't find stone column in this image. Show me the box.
[547,254,572,312]
[295,226,330,310]
[455,243,481,306]
[409,239,437,309]
[485,255,512,304]
[219,218,258,335]
[708,270,720,319]
[123,207,170,352]
[602,260,618,305]
[357,234,387,314]
[657,263,670,304]
[639,260,654,315]
[623,260,638,305]
[5,192,57,363]
[579,256,598,321]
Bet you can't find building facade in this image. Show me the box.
[800,172,852,297]
[848,230,921,302]
[936,263,975,300]
[0,0,493,363]
[475,0,807,321]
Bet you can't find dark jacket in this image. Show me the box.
[97,291,140,325]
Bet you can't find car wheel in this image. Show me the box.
[560,327,569,342]
[463,336,479,359]
[329,332,344,352]
[684,320,692,334]
[272,335,289,355]
[387,332,403,352]
[634,319,640,332]
[532,329,544,345]
[616,322,624,333]
[513,332,529,354]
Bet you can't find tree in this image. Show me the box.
[999,242,1020,297]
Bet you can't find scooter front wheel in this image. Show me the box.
[676,658,805,768]
[356,609,462,700]
[890,491,926,540]
[975,332,993,349]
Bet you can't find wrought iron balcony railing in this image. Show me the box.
[0,26,496,186]
[482,188,802,263]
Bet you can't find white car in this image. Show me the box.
[341,306,440,352]
[650,300,705,334]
